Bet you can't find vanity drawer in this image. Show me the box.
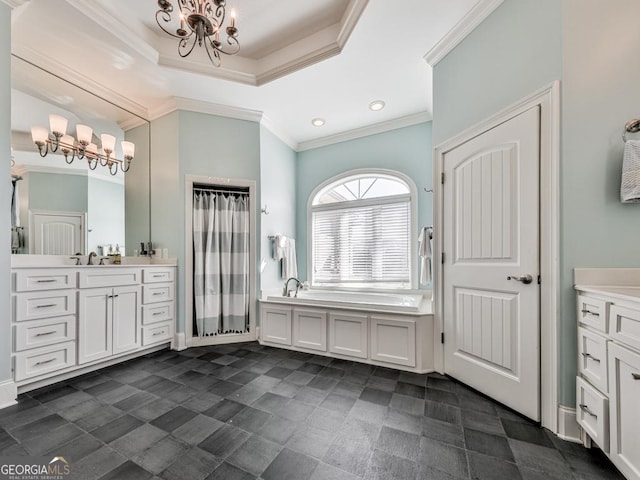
[78,268,141,288]
[14,316,76,352]
[578,326,608,393]
[577,294,609,332]
[142,322,172,345]
[143,268,174,284]
[609,304,640,352]
[142,302,174,325]
[15,290,76,322]
[15,269,77,292]
[14,341,76,381]
[142,283,174,304]
[576,376,609,452]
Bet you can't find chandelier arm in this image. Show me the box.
[99,154,109,167]
[64,149,75,164]
[178,35,199,58]
[37,142,48,158]
[108,162,119,176]
[203,40,222,67]
[87,157,98,170]
[156,10,184,40]
[121,159,132,173]
[219,33,240,56]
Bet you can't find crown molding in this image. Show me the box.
[423,0,504,67]
[64,0,158,64]
[0,0,29,9]
[12,45,150,121]
[148,96,263,124]
[297,112,431,152]
[337,0,369,46]
[260,115,297,151]
[13,163,124,184]
[256,42,341,86]
[157,53,258,86]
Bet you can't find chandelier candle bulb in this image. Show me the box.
[230,9,236,28]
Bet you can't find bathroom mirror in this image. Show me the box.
[10,55,150,257]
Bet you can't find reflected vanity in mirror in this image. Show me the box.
[10,55,150,257]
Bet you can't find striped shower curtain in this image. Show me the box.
[193,189,249,336]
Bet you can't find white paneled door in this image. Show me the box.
[443,106,541,421]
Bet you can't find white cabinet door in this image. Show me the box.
[608,342,640,479]
[329,312,368,359]
[112,285,141,355]
[261,306,292,345]
[293,309,327,352]
[370,315,416,367]
[78,288,112,364]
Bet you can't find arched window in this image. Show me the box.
[309,170,415,289]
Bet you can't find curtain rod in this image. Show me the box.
[193,185,249,195]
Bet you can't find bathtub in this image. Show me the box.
[265,289,426,313]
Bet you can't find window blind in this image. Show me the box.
[312,200,410,287]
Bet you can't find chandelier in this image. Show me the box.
[31,115,134,176]
[156,0,240,67]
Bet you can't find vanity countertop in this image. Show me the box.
[11,254,177,268]
[575,285,640,302]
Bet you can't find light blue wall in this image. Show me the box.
[150,111,261,334]
[87,177,125,253]
[559,0,640,404]
[0,3,12,382]
[28,172,88,213]
[432,0,562,145]
[259,126,296,293]
[296,123,433,282]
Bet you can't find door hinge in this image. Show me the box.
[441,252,445,264]
[538,275,541,285]
[441,332,445,344]
[441,172,445,184]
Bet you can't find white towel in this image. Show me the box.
[621,140,640,203]
[418,227,432,286]
[273,235,298,279]
[282,238,298,279]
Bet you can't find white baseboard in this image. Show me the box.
[0,379,17,410]
[172,332,187,351]
[557,405,582,443]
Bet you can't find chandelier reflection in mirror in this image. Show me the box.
[156,0,240,67]
[30,115,134,176]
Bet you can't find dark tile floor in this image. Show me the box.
[0,342,624,480]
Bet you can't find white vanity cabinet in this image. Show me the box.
[12,269,78,382]
[140,267,175,346]
[78,284,141,364]
[575,286,640,480]
[11,263,176,392]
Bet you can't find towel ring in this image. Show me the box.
[623,119,640,142]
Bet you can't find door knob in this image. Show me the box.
[507,274,533,285]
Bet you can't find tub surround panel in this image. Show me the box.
[260,296,434,373]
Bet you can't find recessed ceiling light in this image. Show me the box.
[312,118,325,127]
[369,100,385,111]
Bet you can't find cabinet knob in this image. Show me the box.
[632,373,640,381]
